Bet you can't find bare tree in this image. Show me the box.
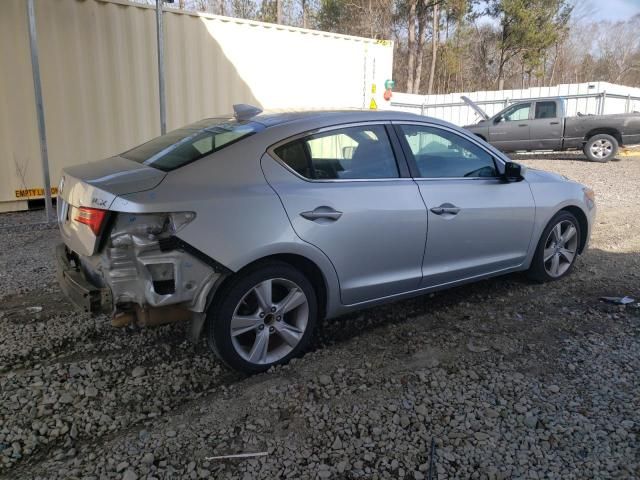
[405,0,417,92]
[302,0,308,27]
[427,0,438,93]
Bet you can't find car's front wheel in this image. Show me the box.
[528,211,581,282]
[206,261,318,373]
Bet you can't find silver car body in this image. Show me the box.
[56,109,595,326]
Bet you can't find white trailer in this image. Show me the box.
[0,0,394,212]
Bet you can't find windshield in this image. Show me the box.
[121,118,263,171]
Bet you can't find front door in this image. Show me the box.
[488,102,533,151]
[394,123,536,287]
[262,123,428,305]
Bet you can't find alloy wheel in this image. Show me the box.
[590,139,613,160]
[543,220,579,278]
[230,278,309,365]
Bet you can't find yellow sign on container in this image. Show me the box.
[15,187,58,199]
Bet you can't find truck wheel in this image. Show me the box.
[583,134,618,162]
[206,261,318,374]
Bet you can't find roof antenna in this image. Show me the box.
[233,104,262,120]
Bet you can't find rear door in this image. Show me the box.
[394,122,536,287]
[529,100,563,150]
[488,102,532,151]
[262,123,428,305]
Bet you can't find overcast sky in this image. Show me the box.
[475,0,640,26]
[584,0,640,21]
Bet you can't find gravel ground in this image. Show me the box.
[1,155,639,480]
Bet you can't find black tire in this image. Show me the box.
[583,134,618,162]
[527,211,581,283]
[206,261,318,374]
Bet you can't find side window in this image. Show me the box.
[535,101,557,119]
[503,103,531,122]
[273,141,312,178]
[274,125,399,180]
[399,125,498,179]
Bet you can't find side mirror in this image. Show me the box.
[503,161,524,182]
[494,116,504,124]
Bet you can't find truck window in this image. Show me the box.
[503,103,531,122]
[535,101,557,119]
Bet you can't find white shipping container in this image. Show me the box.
[0,0,394,211]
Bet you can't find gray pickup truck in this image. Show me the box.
[463,97,640,162]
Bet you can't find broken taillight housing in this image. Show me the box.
[74,207,108,235]
[168,212,196,233]
[110,212,196,248]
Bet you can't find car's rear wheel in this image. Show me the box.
[583,134,618,162]
[527,211,581,282]
[206,261,317,373]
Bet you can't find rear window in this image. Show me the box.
[535,101,557,119]
[121,118,262,171]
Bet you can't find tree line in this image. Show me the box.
[147,0,640,94]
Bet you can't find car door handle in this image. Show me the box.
[518,124,528,127]
[549,121,560,125]
[430,204,460,216]
[300,207,343,221]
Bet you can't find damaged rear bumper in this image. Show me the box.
[56,212,231,334]
[56,243,113,314]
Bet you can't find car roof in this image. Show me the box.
[248,109,449,128]
[236,108,511,166]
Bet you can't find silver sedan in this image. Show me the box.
[56,106,596,373]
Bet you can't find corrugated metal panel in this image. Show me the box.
[0,0,41,206]
[0,0,393,207]
[35,0,160,188]
[162,11,393,129]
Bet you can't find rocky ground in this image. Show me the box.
[1,154,639,480]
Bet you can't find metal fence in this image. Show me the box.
[389,82,640,127]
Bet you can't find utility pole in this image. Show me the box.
[156,0,167,135]
[27,0,54,222]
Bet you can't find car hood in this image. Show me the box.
[524,167,568,183]
[463,119,489,129]
[461,95,489,121]
[60,156,166,210]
